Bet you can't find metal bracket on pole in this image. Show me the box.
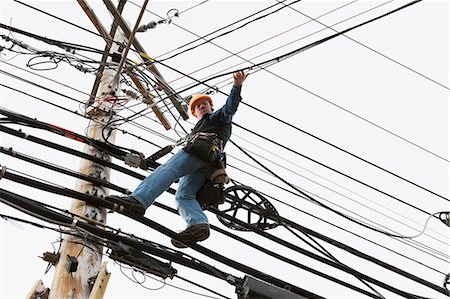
[26,280,49,299]
[88,261,111,299]
[103,0,190,120]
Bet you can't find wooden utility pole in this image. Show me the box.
[48,28,127,299]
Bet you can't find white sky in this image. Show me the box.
[0,0,449,298]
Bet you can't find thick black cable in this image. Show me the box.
[0,124,148,180]
[1,159,444,298]
[0,146,130,195]
[3,110,446,264]
[1,160,445,297]
[0,103,446,264]
[3,124,443,275]
[209,208,436,299]
[223,194,449,295]
[153,203,382,298]
[0,23,105,54]
[0,188,323,298]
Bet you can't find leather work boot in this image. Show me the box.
[171,224,210,248]
[105,195,145,216]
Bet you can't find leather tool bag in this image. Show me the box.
[183,132,222,162]
[196,180,226,210]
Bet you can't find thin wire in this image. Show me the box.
[276,0,449,90]
[283,224,386,299]
[140,0,448,163]
[231,134,448,239]
[178,0,210,16]
[229,139,448,242]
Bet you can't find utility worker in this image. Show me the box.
[107,71,248,248]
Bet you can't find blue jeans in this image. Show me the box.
[132,149,215,227]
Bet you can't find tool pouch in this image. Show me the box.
[183,133,222,162]
[196,180,225,210]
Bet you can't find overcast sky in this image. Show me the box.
[0,0,449,298]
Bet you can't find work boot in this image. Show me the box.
[105,195,145,216]
[171,224,210,248]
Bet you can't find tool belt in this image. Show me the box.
[183,132,223,162]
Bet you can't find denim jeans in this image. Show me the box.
[132,149,215,227]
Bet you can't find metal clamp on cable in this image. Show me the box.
[124,153,145,168]
[111,203,125,214]
[0,165,7,180]
[70,219,78,228]
[439,212,450,227]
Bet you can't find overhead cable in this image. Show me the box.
[228,139,439,239]
[1,157,447,296]
[156,0,301,62]
[276,0,449,90]
[0,187,323,298]
[2,130,444,273]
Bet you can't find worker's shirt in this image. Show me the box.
[191,85,242,146]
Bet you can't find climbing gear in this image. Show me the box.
[105,195,145,216]
[189,94,213,115]
[171,223,210,248]
[183,132,223,162]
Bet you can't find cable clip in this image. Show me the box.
[0,165,6,179]
[439,212,450,227]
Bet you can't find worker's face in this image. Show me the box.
[194,99,213,119]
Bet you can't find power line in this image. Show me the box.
[275,0,449,90]
[4,8,446,201]
[2,82,446,262]
[2,122,445,274]
[0,170,443,298]
[1,75,442,255]
[137,0,448,163]
[156,0,302,62]
[0,132,446,298]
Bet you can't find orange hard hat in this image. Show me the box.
[189,94,213,115]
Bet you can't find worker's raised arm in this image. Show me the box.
[233,70,248,86]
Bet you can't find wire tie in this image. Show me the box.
[0,166,6,179]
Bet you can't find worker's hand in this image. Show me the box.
[233,71,248,86]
